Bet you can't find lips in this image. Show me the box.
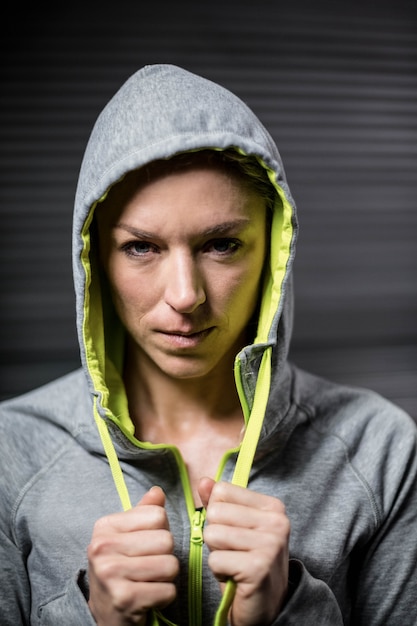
[163,329,208,337]
[157,327,213,347]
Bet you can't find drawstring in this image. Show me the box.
[92,345,272,626]
[214,346,272,625]
[232,347,272,487]
[93,400,132,511]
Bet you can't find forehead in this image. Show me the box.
[96,161,266,231]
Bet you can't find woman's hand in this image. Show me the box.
[87,486,179,626]
[199,478,290,626]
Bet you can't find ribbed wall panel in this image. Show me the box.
[1,0,416,417]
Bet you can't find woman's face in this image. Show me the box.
[97,164,267,382]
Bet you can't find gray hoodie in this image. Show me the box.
[1,64,417,626]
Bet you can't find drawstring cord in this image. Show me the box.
[92,346,272,626]
[213,347,272,625]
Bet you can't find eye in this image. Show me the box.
[206,238,242,255]
[121,240,158,257]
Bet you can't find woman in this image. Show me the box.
[1,64,416,626]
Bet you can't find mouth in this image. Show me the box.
[158,327,213,347]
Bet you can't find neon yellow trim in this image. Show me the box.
[214,347,272,624]
[232,347,271,487]
[213,580,237,626]
[234,356,251,423]
[91,406,205,626]
[80,149,294,626]
[93,400,132,511]
[81,194,134,436]
[255,185,294,344]
[81,205,106,397]
[212,160,292,624]
[189,508,206,626]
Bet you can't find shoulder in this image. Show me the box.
[0,369,94,508]
[291,366,417,504]
[293,365,416,439]
[0,369,90,431]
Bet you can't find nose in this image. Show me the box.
[164,250,206,313]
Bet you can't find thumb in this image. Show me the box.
[137,485,166,507]
[198,476,216,509]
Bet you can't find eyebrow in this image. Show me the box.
[114,218,252,238]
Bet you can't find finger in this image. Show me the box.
[198,476,216,508]
[138,485,166,507]
[90,527,176,560]
[208,549,264,583]
[205,484,287,532]
[103,579,178,614]
[204,519,290,553]
[206,501,287,532]
[126,554,180,582]
[94,553,180,584]
[208,481,286,513]
[92,499,169,535]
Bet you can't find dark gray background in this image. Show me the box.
[1,0,416,420]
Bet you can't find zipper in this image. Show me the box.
[188,507,206,626]
[94,414,240,626]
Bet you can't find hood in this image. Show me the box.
[72,64,298,500]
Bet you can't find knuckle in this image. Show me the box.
[87,535,107,559]
[205,501,221,523]
[271,517,291,545]
[211,480,228,500]
[152,505,168,526]
[275,511,291,540]
[159,529,175,553]
[111,583,137,613]
[91,554,120,582]
[202,523,213,545]
[159,582,178,607]
[166,556,180,579]
[248,551,269,578]
[268,496,286,515]
[91,514,110,535]
[166,582,178,603]
[268,502,290,532]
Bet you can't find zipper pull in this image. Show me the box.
[191,508,205,545]
[188,507,206,624]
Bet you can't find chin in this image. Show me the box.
[159,362,214,380]
[153,354,224,381]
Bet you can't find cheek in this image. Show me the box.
[239,251,267,315]
[220,260,264,321]
[106,263,148,319]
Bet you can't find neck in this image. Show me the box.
[123,344,244,444]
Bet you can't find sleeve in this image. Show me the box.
[37,571,97,625]
[0,528,31,626]
[274,559,344,625]
[350,413,417,624]
[38,573,175,626]
[350,459,417,623]
[275,414,417,625]
[0,530,96,626]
